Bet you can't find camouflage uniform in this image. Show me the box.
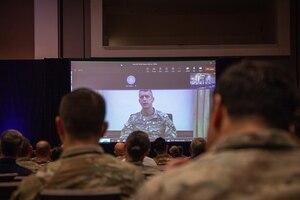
[17,158,51,173]
[129,161,162,178]
[153,153,173,165]
[132,129,300,200]
[12,145,144,200]
[17,160,42,174]
[120,108,176,140]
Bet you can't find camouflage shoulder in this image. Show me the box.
[12,174,43,200]
[129,112,141,119]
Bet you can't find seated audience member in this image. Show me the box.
[17,138,40,173]
[119,141,156,167]
[32,140,52,171]
[143,155,157,167]
[169,145,180,158]
[132,60,300,200]
[12,88,144,200]
[0,130,32,176]
[169,145,186,158]
[114,142,126,160]
[125,131,160,177]
[189,137,206,159]
[18,140,52,173]
[153,137,172,165]
[17,138,33,160]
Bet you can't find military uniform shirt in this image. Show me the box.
[132,129,300,200]
[120,108,176,140]
[153,153,173,165]
[12,145,144,200]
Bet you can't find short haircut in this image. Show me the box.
[153,137,167,154]
[215,60,298,130]
[59,88,106,138]
[190,137,206,159]
[35,141,51,157]
[139,89,153,97]
[0,129,24,157]
[126,131,150,162]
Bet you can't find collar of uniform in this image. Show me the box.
[210,129,298,152]
[60,145,104,159]
[140,108,158,118]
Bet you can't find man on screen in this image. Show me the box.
[120,89,176,141]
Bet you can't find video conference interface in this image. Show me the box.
[71,60,216,143]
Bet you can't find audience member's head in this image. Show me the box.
[153,137,168,155]
[35,140,51,159]
[18,137,32,158]
[114,142,126,158]
[169,145,180,158]
[0,129,24,158]
[56,88,108,147]
[208,60,298,148]
[126,131,150,162]
[189,137,206,159]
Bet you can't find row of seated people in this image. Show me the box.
[0,119,205,198]
[113,136,206,168]
[1,59,300,200]
[0,129,205,177]
[0,128,206,198]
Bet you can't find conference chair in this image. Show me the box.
[39,187,123,200]
[0,181,20,200]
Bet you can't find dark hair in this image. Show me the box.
[190,137,206,159]
[59,88,106,138]
[126,131,150,162]
[153,137,167,154]
[0,129,24,157]
[215,60,298,130]
[18,137,31,157]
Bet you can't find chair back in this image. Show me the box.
[0,182,20,200]
[39,187,123,200]
[0,173,18,182]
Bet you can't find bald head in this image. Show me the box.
[35,140,51,158]
[114,142,125,157]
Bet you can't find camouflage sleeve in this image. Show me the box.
[164,115,177,138]
[11,175,43,200]
[120,114,136,139]
[131,174,167,200]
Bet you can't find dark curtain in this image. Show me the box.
[0,59,70,147]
